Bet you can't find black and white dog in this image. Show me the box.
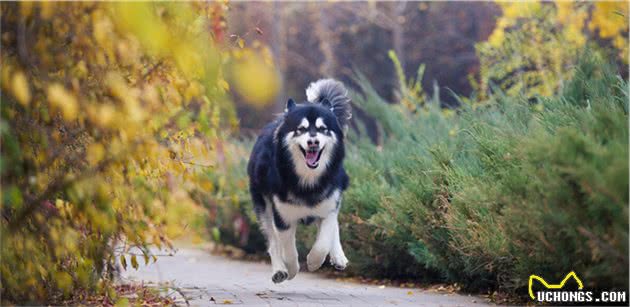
[247,79,352,283]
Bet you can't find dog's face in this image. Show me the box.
[277,99,343,184]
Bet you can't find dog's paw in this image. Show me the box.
[272,270,288,284]
[330,252,348,271]
[306,249,327,272]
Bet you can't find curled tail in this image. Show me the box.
[305,79,352,129]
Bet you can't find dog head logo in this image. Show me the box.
[528,271,584,300]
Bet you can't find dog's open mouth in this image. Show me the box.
[300,145,324,169]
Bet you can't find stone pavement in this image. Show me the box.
[121,247,493,306]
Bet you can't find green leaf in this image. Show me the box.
[211,227,220,242]
[114,298,129,307]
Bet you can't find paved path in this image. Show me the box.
[121,247,492,307]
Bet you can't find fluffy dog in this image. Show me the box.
[247,79,352,283]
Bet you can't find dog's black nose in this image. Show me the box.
[307,139,319,146]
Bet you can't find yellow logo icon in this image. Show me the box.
[528,271,584,299]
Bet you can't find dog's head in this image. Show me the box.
[276,98,345,184]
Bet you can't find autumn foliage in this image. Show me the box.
[0,2,234,303]
[475,1,628,99]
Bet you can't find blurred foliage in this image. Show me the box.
[226,46,280,108]
[0,1,274,303]
[228,2,500,129]
[474,1,628,100]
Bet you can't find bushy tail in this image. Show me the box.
[306,79,352,128]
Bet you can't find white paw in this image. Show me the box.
[329,252,348,270]
[306,249,327,272]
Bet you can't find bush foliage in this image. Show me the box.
[341,53,628,293]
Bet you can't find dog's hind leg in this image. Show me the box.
[268,231,289,283]
[329,196,348,270]
[277,225,299,280]
[307,211,338,272]
[258,197,289,283]
[329,217,348,270]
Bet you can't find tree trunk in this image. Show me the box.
[271,2,287,106]
[315,4,336,77]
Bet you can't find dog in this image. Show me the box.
[247,79,352,283]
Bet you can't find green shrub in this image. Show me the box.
[341,53,628,293]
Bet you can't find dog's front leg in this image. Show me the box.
[307,211,339,271]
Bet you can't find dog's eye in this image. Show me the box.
[297,127,307,134]
[317,127,327,133]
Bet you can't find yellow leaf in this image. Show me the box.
[131,254,139,269]
[47,83,78,121]
[20,1,33,17]
[39,2,54,19]
[120,255,127,270]
[219,79,230,91]
[184,82,202,101]
[229,52,279,107]
[237,38,244,49]
[94,104,116,128]
[87,143,105,166]
[54,271,73,294]
[12,71,31,107]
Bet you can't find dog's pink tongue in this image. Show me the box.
[306,151,318,166]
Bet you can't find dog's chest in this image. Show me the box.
[273,189,340,223]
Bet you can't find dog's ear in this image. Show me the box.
[285,98,296,112]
